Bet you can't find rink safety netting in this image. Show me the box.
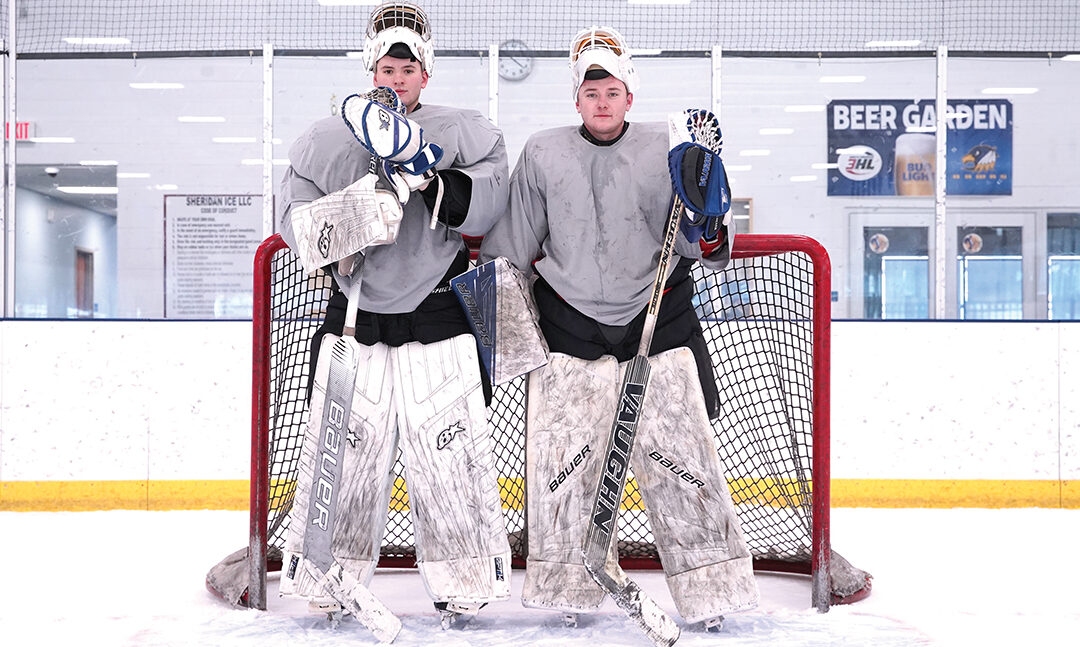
[254,234,828,581]
[7,0,1078,55]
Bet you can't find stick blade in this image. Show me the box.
[582,555,681,647]
[323,564,403,644]
[303,559,402,644]
[620,581,681,647]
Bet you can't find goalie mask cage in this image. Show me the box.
[244,233,870,612]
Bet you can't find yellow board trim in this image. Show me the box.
[831,478,1073,509]
[2,478,1077,511]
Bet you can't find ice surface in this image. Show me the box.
[1,507,1077,646]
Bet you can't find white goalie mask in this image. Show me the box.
[569,26,639,99]
[362,1,435,74]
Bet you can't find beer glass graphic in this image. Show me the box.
[894,133,935,196]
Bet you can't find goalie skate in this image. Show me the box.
[308,597,349,627]
[435,601,485,630]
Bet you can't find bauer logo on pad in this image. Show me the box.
[451,257,549,385]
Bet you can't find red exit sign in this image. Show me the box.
[5,122,31,140]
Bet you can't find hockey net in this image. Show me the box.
[236,233,870,611]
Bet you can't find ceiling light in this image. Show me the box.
[58,186,119,194]
[178,116,226,123]
[759,128,794,135]
[790,175,818,183]
[213,137,257,144]
[820,75,866,83]
[981,87,1038,94]
[811,163,838,170]
[784,105,825,113]
[739,150,771,157]
[27,137,76,143]
[117,172,151,179]
[79,160,118,166]
[865,40,921,47]
[64,37,130,45]
[129,82,184,90]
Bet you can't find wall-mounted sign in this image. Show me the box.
[827,99,1012,196]
[164,194,262,318]
[5,122,32,140]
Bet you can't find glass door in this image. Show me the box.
[946,213,1036,319]
[849,212,933,319]
[1048,213,1080,320]
[955,226,1023,319]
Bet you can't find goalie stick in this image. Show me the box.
[581,109,724,647]
[288,270,401,644]
[285,87,410,644]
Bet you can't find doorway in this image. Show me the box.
[76,248,94,318]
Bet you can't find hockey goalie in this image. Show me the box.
[477,26,759,639]
[258,1,514,639]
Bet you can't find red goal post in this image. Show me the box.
[241,233,870,612]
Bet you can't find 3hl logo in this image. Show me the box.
[845,155,877,172]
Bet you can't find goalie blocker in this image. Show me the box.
[451,256,549,385]
[289,173,404,276]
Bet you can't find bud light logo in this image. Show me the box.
[837,145,882,181]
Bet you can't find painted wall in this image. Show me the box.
[0,320,1076,509]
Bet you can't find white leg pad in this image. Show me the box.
[521,560,611,612]
[521,353,620,612]
[631,347,759,619]
[281,336,399,600]
[665,557,758,623]
[393,334,512,604]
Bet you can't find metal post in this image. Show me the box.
[4,2,16,317]
[934,46,948,319]
[262,44,274,239]
[711,45,722,123]
[488,44,498,126]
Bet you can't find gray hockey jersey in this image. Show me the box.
[479,122,732,326]
[279,103,508,314]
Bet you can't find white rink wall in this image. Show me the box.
[832,322,1080,483]
[0,321,252,482]
[0,320,1077,508]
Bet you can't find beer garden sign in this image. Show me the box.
[826,99,1013,196]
